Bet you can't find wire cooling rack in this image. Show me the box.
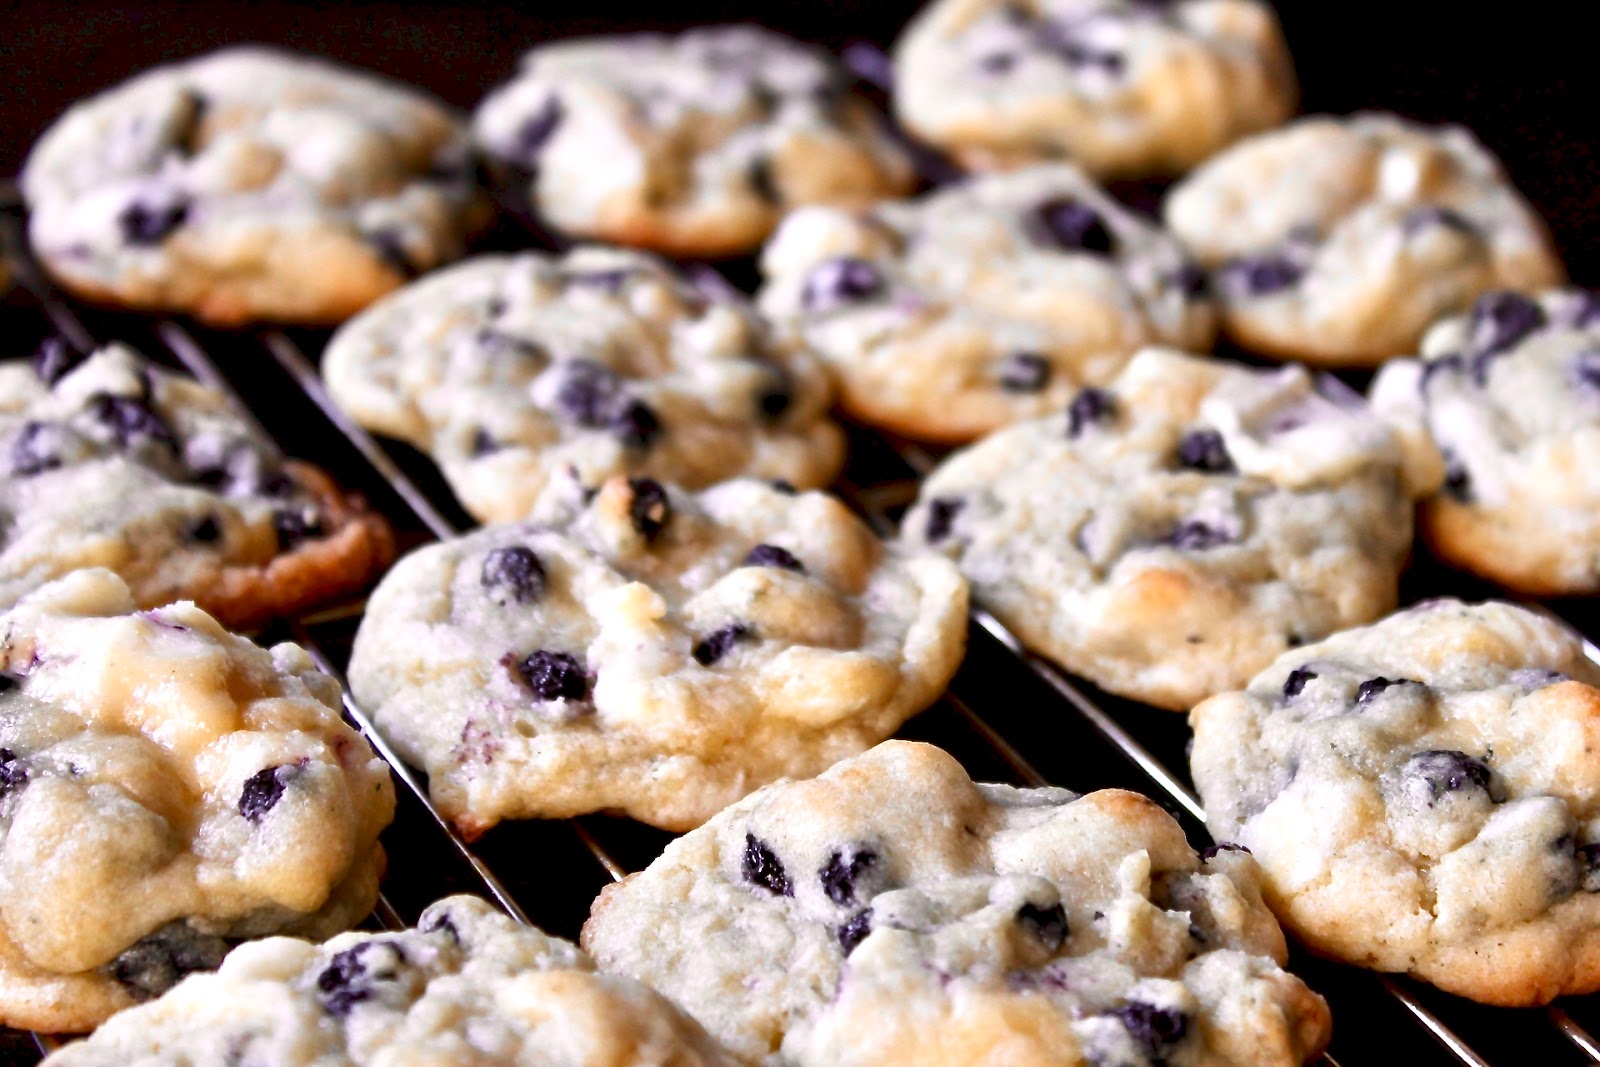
[4,184,1600,1067]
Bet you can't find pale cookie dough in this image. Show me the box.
[757,165,1216,442]
[894,0,1296,178]
[1191,599,1600,1006]
[22,46,489,325]
[348,475,968,835]
[323,247,845,524]
[474,25,913,257]
[0,568,395,1033]
[1,340,393,631]
[583,740,1332,1067]
[1165,112,1564,366]
[41,894,735,1065]
[901,347,1442,710]
[1371,288,1600,594]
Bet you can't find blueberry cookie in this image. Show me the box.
[474,25,913,258]
[583,740,1331,1066]
[1165,113,1564,366]
[43,894,735,1064]
[22,46,489,326]
[901,347,1442,710]
[323,247,845,524]
[893,0,1296,179]
[1,340,393,631]
[348,475,967,835]
[0,568,395,1033]
[1190,600,1600,1005]
[1371,288,1600,594]
[757,165,1216,442]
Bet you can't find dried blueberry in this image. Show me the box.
[1404,750,1492,802]
[554,360,624,428]
[481,546,546,604]
[801,257,884,313]
[748,156,780,205]
[273,506,326,550]
[109,923,229,1002]
[183,515,222,544]
[510,650,589,703]
[1066,387,1116,438]
[317,943,381,1017]
[470,428,500,456]
[924,496,964,544]
[998,351,1051,393]
[1029,197,1115,255]
[742,833,792,896]
[32,335,90,385]
[1468,291,1547,359]
[627,478,671,541]
[88,394,178,454]
[237,764,294,823]
[1199,841,1250,862]
[693,623,754,667]
[743,544,804,573]
[516,96,564,165]
[819,847,878,906]
[837,909,873,954]
[1016,901,1068,951]
[1223,253,1304,296]
[1167,519,1232,551]
[10,421,63,477]
[1175,429,1233,473]
[1108,1001,1189,1057]
[0,748,26,800]
[1282,666,1316,700]
[1355,677,1415,706]
[118,195,189,245]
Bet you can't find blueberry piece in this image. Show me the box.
[554,360,624,428]
[837,909,873,954]
[742,544,804,573]
[769,479,798,495]
[516,96,564,165]
[118,196,190,245]
[1404,750,1492,802]
[1051,39,1125,75]
[317,943,383,1017]
[510,650,590,702]
[108,923,229,1002]
[801,257,884,313]
[1066,387,1116,438]
[420,911,461,944]
[1167,519,1232,551]
[1016,901,1068,951]
[757,363,793,420]
[1199,841,1250,862]
[627,478,671,541]
[88,394,178,454]
[614,400,661,450]
[1176,429,1233,473]
[237,764,293,823]
[10,421,63,477]
[183,515,222,544]
[273,506,326,550]
[693,623,754,667]
[998,352,1051,393]
[748,156,780,205]
[1108,1001,1189,1057]
[923,496,964,544]
[0,748,27,800]
[1028,197,1115,255]
[470,428,500,456]
[819,847,878,906]
[1441,450,1473,503]
[742,833,792,896]
[32,335,90,385]
[481,546,546,604]
[1168,262,1211,300]
[1356,677,1415,706]
[366,229,418,278]
[1223,253,1304,296]
[1468,291,1547,359]
[1281,666,1316,700]
[1404,205,1477,237]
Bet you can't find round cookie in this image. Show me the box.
[582,740,1332,1067]
[0,568,395,1033]
[900,346,1442,710]
[757,165,1216,442]
[1190,599,1600,1006]
[1371,288,1600,594]
[0,340,393,631]
[474,25,914,257]
[323,247,845,524]
[348,475,968,835]
[22,46,489,326]
[893,0,1296,179]
[1165,112,1564,366]
[42,895,735,1065]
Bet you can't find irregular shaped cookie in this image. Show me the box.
[901,347,1442,710]
[0,568,395,1033]
[1371,288,1600,594]
[22,46,488,325]
[757,165,1215,442]
[583,740,1332,1067]
[474,25,913,257]
[1,340,393,630]
[42,894,734,1065]
[1165,113,1564,366]
[324,247,845,524]
[893,0,1296,178]
[1190,600,1600,1005]
[349,475,967,835]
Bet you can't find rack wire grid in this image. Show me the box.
[4,179,1600,1067]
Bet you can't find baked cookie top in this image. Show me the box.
[757,164,1216,442]
[348,475,967,835]
[900,347,1441,710]
[22,46,488,326]
[1191,599,1600,1006]
[43,894,735,1065]
[0,340,393,631]
[893,0,1296,179]
[323,247,846,524]
[474,25,914,257]
[1165,112,1564,366]
[0,568,395,1033]
[582,740,1331,1067]
[1371,288,1600,594]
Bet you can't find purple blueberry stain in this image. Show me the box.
[1066,387,1116,438]
[627,478,671,541]
[998,351,1051,393]
[742,833,792,896]
[693,623,754,667]
[1175,429,1233,474]
[801,257,884,313]
[316,942,399,1017]
[481,546,546,604]
[508,650,590,703]
[1028,197,1115,255]
[819,847,879,906]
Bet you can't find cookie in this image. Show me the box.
[1165,112,1564,366]
[1,340,394,631]
[348,475,968,836]
[42,894,735,1064]
[22,46,489,326]
[582,740,1332,1066]
[757,165,1216,442]
[1371,288,1600,594]
[892,0,1296,179]
[901,346,1442,710]
[323,247,846,524]
[0,568,395,1033]
[474,25,914,257]
[1190,599,1600,1005]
